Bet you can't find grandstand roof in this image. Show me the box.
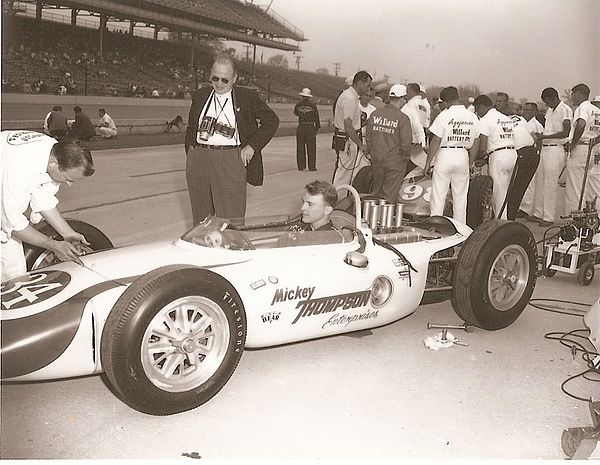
[19,0,305,51]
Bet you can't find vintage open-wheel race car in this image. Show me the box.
[1,185,536,416]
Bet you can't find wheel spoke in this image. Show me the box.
[191,316,214,338]
[161,353,185,378]
[147,339,176,354]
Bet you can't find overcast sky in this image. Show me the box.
[254,0,600,101]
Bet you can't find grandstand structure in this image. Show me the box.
[2,0,347,103]
[3,0,305,50]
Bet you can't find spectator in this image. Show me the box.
[97,108,118,139]
[71,106,96,141]
[495,92,510,115]
[294,87,320,171]
[359,86,377,142]
[518,102,545,217]
[47,105,68,139]
[371,83,388,110]
[184,52,279,224]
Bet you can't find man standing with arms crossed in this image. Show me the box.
[531,87,572,226]
[332,71,372,186]
[366,84,412,203]
[564,83,600,214]
[424,86,480,224]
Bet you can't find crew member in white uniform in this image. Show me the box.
[399,89,427,171]
[406,83,429,141]
[425,86,480,224]
[519,102,545,216]
[474,95,517,220]
[584,96,600,211]
[1,131,95,282]
[532,87,572,226]
[332,71,372,186]
[565,83,600,214]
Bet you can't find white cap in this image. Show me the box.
[468,97,475,103]
[419,84,426,93]
[593,95,600,102]
[344,76,353,86]
[299,87,313,97]
[389,84,407,98]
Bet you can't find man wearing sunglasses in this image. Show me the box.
[185,53,279,225]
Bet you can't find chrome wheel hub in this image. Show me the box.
[488,244,529,311]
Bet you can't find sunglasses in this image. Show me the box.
[211,76,231,84]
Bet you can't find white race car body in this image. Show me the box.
[1,215,469,382]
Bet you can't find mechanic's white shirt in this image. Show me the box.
[527,116,544,135]
[1,131,59,241]
[359,102,376,140]
[510,114,535,149]
[479,108,516,152]
[543,101,572,144]
[570,100,600,143]
[428,104,480,148]
[405,96,429,129]
[334,86,361,131]
[401,105,426,146]
[198,90,241,146]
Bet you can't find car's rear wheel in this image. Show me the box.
[24,219,113,270]
[467,175,494,228]
[100,265,246,415]
[452,220,537,330]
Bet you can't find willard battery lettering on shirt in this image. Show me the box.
[271,286,316,305]
[499,119,513,140]
[291,290,371,324]
[446,119,474,142]
[372,116,399,134]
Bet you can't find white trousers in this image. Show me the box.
[332,141,370,187]
[1,236,26,282]
[519,172,536,215]
[533,145,565,222]
[565,143,592,214]
[585,146,600,210]
[430,148,469,224]
[98,127,117,138]
[488,149,517,220]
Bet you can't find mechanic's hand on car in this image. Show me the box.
[424,164,432,177]
[64,232,93,255]
[240,145,255,166]
[50,240,87,266]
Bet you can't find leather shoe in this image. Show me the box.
[538,220,554,227]
[309,168,317,171]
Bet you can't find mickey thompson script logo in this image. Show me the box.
[291,290,371,324]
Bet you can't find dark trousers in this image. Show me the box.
[296,124,317,170]
[507,145,539,220]
[372,155,409,203]
[186,145,247,225]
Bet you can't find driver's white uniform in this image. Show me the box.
[479,108,518,220]
[565,100,600,214]
[1,131,59,281]
[428,104,480,223]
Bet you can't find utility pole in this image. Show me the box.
[295,55,302,72]
[333,62,341,77]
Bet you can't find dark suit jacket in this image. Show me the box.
[71,112,96,140]
[185,86,279,186]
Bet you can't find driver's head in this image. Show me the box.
[301,181,338,229]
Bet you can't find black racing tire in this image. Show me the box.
[577,262,594,286]
[100,265,246,415]
[451,220,537,330]
[352,166,373,194]
[24,219,114,270]
[330,209,356,230]
[466,175,494,229]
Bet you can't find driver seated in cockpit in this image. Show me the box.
[279,180,347,246]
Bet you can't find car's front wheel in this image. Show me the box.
[452,220,537,330]
[100,265,246,415]
[24,219,113,270]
